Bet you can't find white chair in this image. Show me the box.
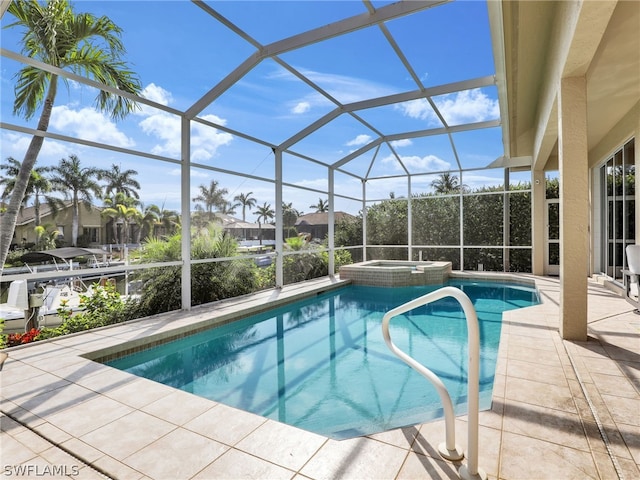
[623,245,640,312]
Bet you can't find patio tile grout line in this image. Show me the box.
[587,309,638,325]
[562,340,625,480]
[0,408,116,480]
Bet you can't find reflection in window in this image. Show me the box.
[600,138,635,280]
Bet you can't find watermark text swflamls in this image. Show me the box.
[3,464,80,477]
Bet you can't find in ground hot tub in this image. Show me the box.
[339,260,452,286]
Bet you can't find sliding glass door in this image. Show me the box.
[600,138,635,280]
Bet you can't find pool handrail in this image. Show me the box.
[381,286,487,480]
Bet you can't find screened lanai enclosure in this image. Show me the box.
[1,0,548,312]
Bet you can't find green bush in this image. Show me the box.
[4,249,28,268]
[132,226,259,316]
[37,282,136,340]
[256,244,352,288]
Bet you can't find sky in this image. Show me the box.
[0,0,524,218]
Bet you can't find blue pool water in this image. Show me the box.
[107,280,538,439]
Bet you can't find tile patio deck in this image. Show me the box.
[1,275,638,479]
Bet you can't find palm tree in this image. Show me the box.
[49,155,102,246]
[0,157,62,228]
[157,206,180,237]
[219,200,240,216]
[192,180,229,220]
[0,0,141,269]
[234,192,257,222]
[310,198,329,213]
[100,164,141,199]
[33,223,61,250]
[431,172,462,194]
[101,193,138,247]
[254,202,274,245]
[132,203,160,244]
[282,202,300,237]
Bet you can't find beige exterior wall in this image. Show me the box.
[589,102,639,167]
[524,1,636,339]
[589,102,640,273]
[11,205,106,249]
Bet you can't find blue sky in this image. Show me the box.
[0,0,518,217]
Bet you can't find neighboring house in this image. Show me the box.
[9,202,106,249]
[295,212,356,241]
[217,214,276,242]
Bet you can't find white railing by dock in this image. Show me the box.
[381,286,487,480]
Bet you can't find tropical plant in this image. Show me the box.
[0,157,63,228]
[49,155,103,246]
[256,243,352,288]
[234,191,256,222]
[34,223,61,250]
[219,200,239,216]
[133,203,161,243]
[192,180,229,220]
[431,172,464,194]
[0,0,141,269]
[101,193,138,247]
[310,198,329,213]
[285,235,306,251]
[254,202,274,245]
[37,282,136,340]
[133,226,258,315]
[282,202,300,237]
[157,205,180,237]
[100,163,141,199]
[334,215,363,261]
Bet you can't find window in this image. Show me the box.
[600,138,635,280]
[83,226,100,244]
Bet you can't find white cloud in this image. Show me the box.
[346,134,372,147]
[138,113,180,157]
[136,83,174,117]
[141,83,173,105]
[301,69,394,103]
[291,101,311,114]
[1,132,72,162]
[138,111,233,161]
[396,99,435,122]
[192,114,234,161]
[50,105,136,147]
[273,67,395,113]
[390,139,412,148]
[68,79,83,91]
[135,82,233,161]
[282,91,333,117]
[434,89,500,125]
[396,89,499,126]
[382,153,450,172]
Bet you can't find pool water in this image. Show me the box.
[107,281,538,439]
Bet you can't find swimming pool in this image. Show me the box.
[107,280,539,439]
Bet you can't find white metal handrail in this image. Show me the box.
[381,286,487,480]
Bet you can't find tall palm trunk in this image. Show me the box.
[0,77,57,270]
[34,193,41,228]
[112,220,118,245]
[72,191,80,246]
